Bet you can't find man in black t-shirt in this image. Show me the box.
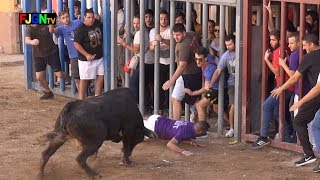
[74,9,104,100]
[25,24,70,100]
[272,33,320,167]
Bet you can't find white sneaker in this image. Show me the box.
[225,128,234,138]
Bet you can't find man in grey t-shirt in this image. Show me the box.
[205,34,236,138]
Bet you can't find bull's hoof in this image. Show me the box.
[88,171,100,179]
[119,159,136,166]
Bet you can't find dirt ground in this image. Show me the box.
[1,53,320,180]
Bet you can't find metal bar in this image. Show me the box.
[69,0,77,94]
[217,5,225,136]
[279,1,287,142]
[173,0,237,7]
[270,0,320,5]
[23,0,33,89]
[261,0,269,136]
[202,3,208,48]
[125,0,131,88]
[69,0,75,20]
[110,0,118,89]
[93,0,98,14]
[36,0,41,12]
[103,0,111,92]
[185,1,192,121]
[298,4,306,101]
[139,0,146,116]
[169,0,175,119]
[81,0,86,19]
[154,0,160,115]
[234,0,244,141]
[57,0,66,92]
[241,0,252,138]
[186,2,192,31]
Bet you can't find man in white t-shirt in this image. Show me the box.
[117,16,154,105]
[149,10,171,111]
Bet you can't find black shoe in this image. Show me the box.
[295,154,316,167]
[40,91,54,100]
[252,136,270,149]
[313,163,320,173]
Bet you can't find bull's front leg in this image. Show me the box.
[122,140,134,165]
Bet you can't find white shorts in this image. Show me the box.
[78,58,104,80]
[144,115,160,132]
[294,94,298,117]
[171,76,185,101]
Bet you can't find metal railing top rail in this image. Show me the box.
[170,0,237,7]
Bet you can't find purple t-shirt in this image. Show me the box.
[154,116,196,143]
[289,50,311,95]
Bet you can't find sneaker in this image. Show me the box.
[196,132,208,139]
[40,91,54,100]
[225,128,234,138]
[252,136,270,149]
[313,163,320,173]
[294,154,316,167]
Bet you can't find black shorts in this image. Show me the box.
[33,51,62,72]
[182,73,202,105]
[70,58,80,79]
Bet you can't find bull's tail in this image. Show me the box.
[144,127,158,139]
[37,101,76,144]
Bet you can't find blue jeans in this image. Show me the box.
[312,109,320,156]
[261,89,294,142]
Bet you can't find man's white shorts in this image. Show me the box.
[171,76,185,101]
[78,58,104,80]
[144,115,160,132]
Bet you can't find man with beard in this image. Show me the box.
[252,30,294,148]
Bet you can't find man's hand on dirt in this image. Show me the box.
[181,150,193,156]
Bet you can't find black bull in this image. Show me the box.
[39,88,157,177]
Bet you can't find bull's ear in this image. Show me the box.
[145,128,158,139]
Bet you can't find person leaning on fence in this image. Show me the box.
[252,30,295,149]
[49,10,83,91]
[205,34,237,138]
[162,23,202,121]
[25,23,70,100]
[184,47,229,137]
[117,15,154,109]
[74,8,104,100]
[144,115,210,156]
[149,10,171,112]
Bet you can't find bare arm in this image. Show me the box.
[162,61,187,90]
[207,68,222,89]
[74,42,89,57]
[117,37,140,54]
[185,81,210,96]
[74,42,96,61]
[264,1,275,32]
[271,71,302,98]
[279,58,295,77]
[25,37,39,45]
[264,50,279,76]
[166,138,193,156]
[290,82,320,111]
[49,25,58,34]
